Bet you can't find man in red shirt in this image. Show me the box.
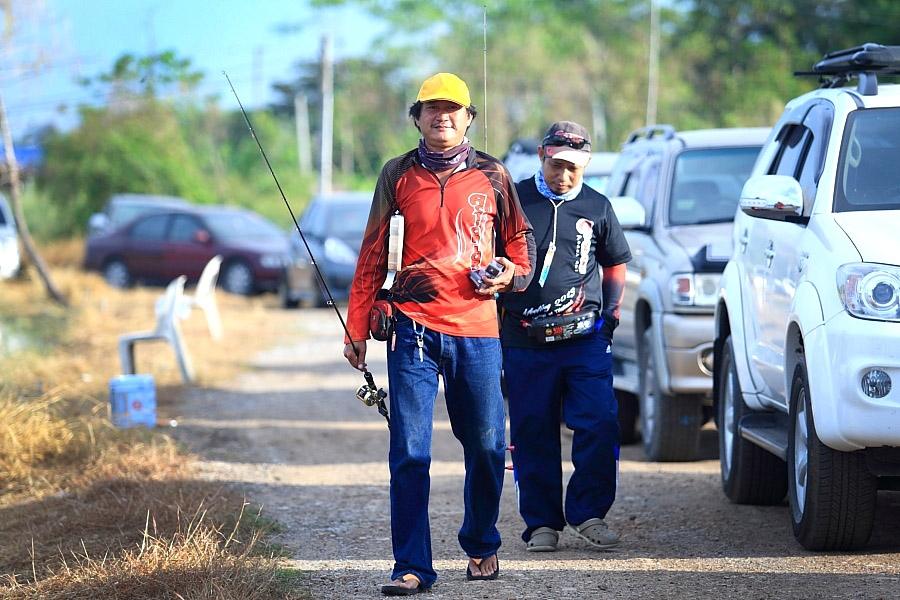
[343,72,534,595]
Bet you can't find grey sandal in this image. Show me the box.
[567,518,620,549]
[526,527,559,552]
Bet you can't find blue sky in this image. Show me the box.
[4,0,385,140]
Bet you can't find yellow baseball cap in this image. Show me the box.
[416,72,471,107]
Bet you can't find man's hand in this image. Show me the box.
[343,340,368,371]
[477,256,516,295]
[599,310,619,341]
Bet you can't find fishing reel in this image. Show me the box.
[356,370,391,427]
[356,382,387,407]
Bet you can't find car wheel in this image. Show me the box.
[279,276,299,309]
[221,260,254,296]
[718,335,787,504]
[787,357,877,550]
[616,390,640,445]
[103,258,132,288]
[639,327,702,461]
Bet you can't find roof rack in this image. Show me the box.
[795,43,900,96]
[625,124,676,144]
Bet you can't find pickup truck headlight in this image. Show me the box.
[670,273,720,307]
[838,263,900,321]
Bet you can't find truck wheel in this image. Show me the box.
[787,358,877,550]
[616,390,640,445]
[639,328,702,461]
[718,336,787,504]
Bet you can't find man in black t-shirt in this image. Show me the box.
[500,121,631,552]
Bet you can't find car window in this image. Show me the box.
[205,212,283,240]
[112,204,149,227]
[168,215,203,243]
[0,205,7,226]
[301,202,324,235]
[834,107,900,212]
[129,214,170,240]
[620,154,660,218]
[797,105,833,206]
[669,147,760,225]
[769,125,812,178]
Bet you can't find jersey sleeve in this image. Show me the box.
[345,162,398,343]
[492,161,535,291]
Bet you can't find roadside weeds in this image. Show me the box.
[0,239,306,598]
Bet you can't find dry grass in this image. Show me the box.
[0,503,306,599]
[0,240,304,598]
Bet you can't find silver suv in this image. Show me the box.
[606,125,769,461]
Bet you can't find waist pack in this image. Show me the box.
[369,289,397,342]
[526,310,598,344]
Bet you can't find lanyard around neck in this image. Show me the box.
[538,196,570,288]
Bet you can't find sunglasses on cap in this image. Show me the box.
[541,130,589,150]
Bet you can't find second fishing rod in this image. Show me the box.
[224,72,390,428]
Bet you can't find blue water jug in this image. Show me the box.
[109,374,157,428]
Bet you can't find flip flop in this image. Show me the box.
[466,555,500,581]
[381,574,425,596]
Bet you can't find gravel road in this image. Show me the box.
[169,308,900,599]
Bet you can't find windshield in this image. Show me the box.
[584,175,609,194]
[205,212,284,240]
[325,202,370,237]
[669,147,761,225]
[835,107,900,212]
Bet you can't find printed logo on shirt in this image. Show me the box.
[573,218,594,275]
[454,192,492,270]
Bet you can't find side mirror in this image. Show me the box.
[739,175,803,220]
[193,229,212,244]
[88,212,109,235]
[609,196,646,229]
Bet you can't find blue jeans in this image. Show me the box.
[503,332,619,542]
[386,312,506,589]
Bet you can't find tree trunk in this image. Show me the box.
[0,93,68,306]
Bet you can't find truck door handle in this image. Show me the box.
[739,230,749,253]
[764,242,775,269]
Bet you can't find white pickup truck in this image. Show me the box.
[714,43,900,550]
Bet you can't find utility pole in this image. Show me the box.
[591,96,607,150]
[294,93,312,174]
[319,34,333,196]
[0,93,67,306]
[645,0,660,126]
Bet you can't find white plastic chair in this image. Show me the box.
[184,255,223,340]
[119,275,194,383]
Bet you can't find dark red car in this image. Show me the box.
[84,205,290,295]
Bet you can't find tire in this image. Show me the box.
[221,260,254,296]
[103,258,132,288]
[639,327,702,461]
[718,335,787,504]
[787,358,877,550]
[616,390,640,445]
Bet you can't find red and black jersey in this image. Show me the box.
[346,148,535,342]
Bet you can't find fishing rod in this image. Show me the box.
[224,71,389,428]
[482,4,488,150]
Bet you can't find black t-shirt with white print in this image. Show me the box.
[500,176,632,348]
